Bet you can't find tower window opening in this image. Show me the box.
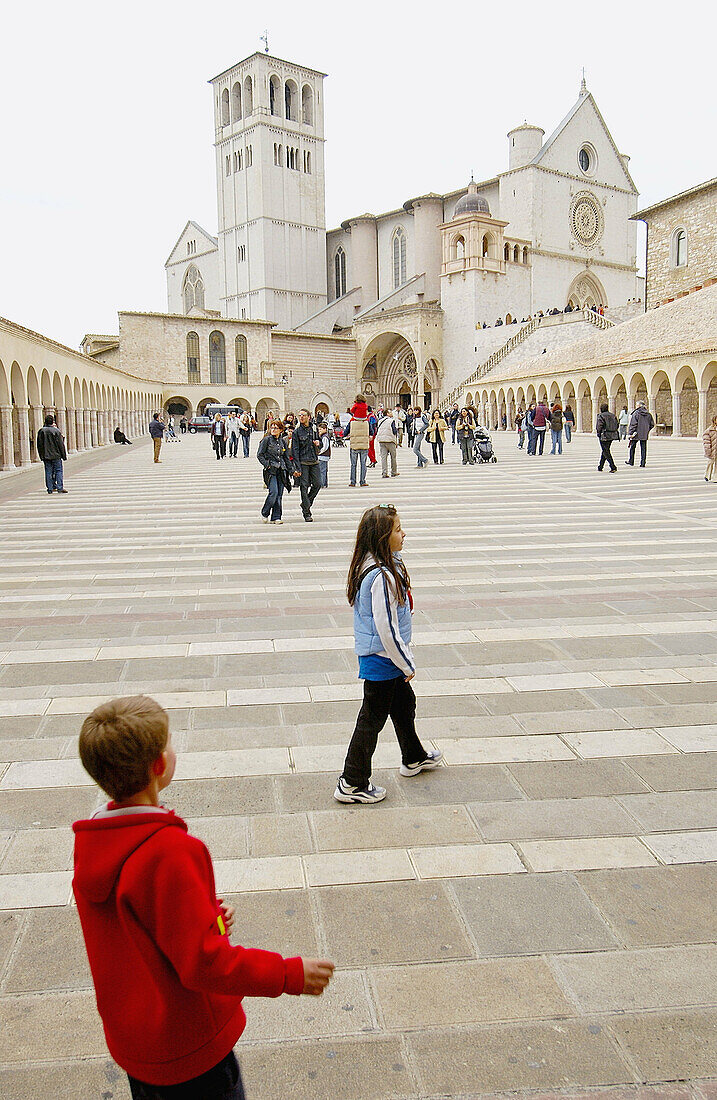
[673,228,687,268]
[302,84,313,125]
[231,82,242,121]
[392,226,407,288]
[334,247,346,299]
[221,88,230,126]
[269,74,281,116]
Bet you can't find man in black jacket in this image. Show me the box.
[291,409,321,522]
[36,414,68,493]
[595,403,619,473]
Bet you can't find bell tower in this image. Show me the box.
[210,52,327,328]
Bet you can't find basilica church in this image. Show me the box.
[164,51,642,408]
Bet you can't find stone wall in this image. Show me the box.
[644,181,717,309]
[271,331,358,413]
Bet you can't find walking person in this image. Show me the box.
[596,402,619,472]
[238,412,252,458]
[334,505,442,804]
[525,402,537,454]
[563,404,575,443]
[292,408,322,522]
[226,410,240,457]
[532,399,551,455]
[456,408,476,464]
[549,402,564,455]
[448,403,460,444]
[618,406,629,441]
[515,407,525,449]
[149,413,165,464]
[626,401,655,467]
[412,406,429,467]
[210,413,226,460]
[367,407,378,468]
[704,414,717,482]
[317,422,331,487]
[346,396,370,487]
[37,414,68,493]
[257,420,294,523]
[393,405,406,447]
[375,409,399,478]
[179,416,187,434]
[426,409,447,464]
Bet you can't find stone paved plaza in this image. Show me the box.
[0,431,716,1099]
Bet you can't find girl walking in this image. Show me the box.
[334,505,442,804]
[426,409,447,464]
[412,406,429,467]
[257,420,294,523]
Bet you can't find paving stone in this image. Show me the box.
[608,1009,717,1081]
[0,826,74,873]
[3,906,92,991]
[577,864,717,946]
[451,872,618,955]
[658,725,717,752]
[305,848,415,887]
[564,729,677,758]
[641,830,717,864]
[316,880,474,965]
[482,689,594,715]
[273,770,400,813]
[184,814,249,859]
[222,888,320,957]
[471,796,638,840]
[310,804,480,851]
[515,708,631,734]
[519,836,657,872]
[249,812,313,857]
[372,956,571,1028]
[411,841,525,879]
[553,944,717,1012]
[0,1060,130,1100]
[396,763,524,805]
[0,990,107,1060]
[163,776,276,817]
[238,1036,414,1099]
[242,969,374,1040]
[0,785,98,829]
[618,790,717,832]
[408,1020,632,1093]
[0,908,24,972]
[627,752,717,791]
[507,759,650,798]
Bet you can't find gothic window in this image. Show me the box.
[183,265,205,313]
[221,88,230,126]
[523,246,529,264]
[269,75,281,116]
[392,227,407,288]
[243,76,253,114]
[513,245,520,262]
[504,243,511,261]
[452,235,465,261]
[186,332,200,380]
[237,245,246,262]
[237,149,243,171]
[231,82,242,121]
[235,335,248,382]
[209,331,226,384]
[334,247,346,299]
[247,145,252,166]
[482,234,490,258]
[673,228,687,268]
[306,150,311,173]
[302,84,313,125]
[285,80,298,121]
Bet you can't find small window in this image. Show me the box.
[237,245,246,263]
[231,82,242,122]
[578,143,597,175]
[306,150,311,173]
[186,332,200,380]
[392,227,407,288]
[334,247,346,298]
[225,156,231,177]
[504,243,511,261]
[183,266,205,313]
[270,75,281,116]
[302,84,313,125]
[209,331,226,385]
[673,228,687,268]
[221,88,230,126]
[243,76,253,114]
[235,335,248,383]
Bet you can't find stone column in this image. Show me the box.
[65,407,76,453]
[54,407,66,436]
[698,390,708,437]
[0,406,15,470]
[609,395,617,415]
[82,409,91,449]
[75,407,85,451]
[672,391,682,437]
[102,410,111,444]
[17,406,31,467]
[576,400,585,433]
[30,405,44,462]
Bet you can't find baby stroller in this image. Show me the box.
[330,424,346,447]
[472,426,497,463]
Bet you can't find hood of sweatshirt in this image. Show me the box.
[73,809,186,904]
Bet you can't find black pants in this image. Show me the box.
[342,677,426,788]
[598,439,617,471]
[128,1051,245,1100]
[535,429,546,455]
[212,436,223,459]
[431,439,444,463]
[298,462,321,517]
[627,439,648,467]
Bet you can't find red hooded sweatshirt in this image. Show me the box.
[73,807,304,1086]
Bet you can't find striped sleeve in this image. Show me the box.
[370,572,415,677]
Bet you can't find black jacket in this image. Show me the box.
[291,423,319,465]
[596,410,619,442]
[36,425,67,461]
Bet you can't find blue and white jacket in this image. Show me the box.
[353,554,415,678]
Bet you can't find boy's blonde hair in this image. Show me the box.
[79,695,169,802]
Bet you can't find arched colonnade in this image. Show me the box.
[462,359,717,438]
[0,352,161,471]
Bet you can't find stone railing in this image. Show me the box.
[447,309,615,403]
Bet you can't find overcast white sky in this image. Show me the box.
[1,0,713,348]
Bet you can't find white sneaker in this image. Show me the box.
[270,519,283,524]
[399,750,443,777]
[333,777,386,804]
[261,516,270,523]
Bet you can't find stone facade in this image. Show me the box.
[633,178,717,310]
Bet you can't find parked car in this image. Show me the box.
[187,416,213,433]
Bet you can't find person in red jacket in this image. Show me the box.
[73,695,334,1099]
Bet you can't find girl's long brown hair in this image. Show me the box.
[346,506,410,606]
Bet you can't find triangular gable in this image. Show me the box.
[533,91,637,192]
[165,220,219,267]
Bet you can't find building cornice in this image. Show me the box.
[0,317,155,385]
[500,163,635,196]
[632,177,717,219]
[530,248,637,273]
[209,53,327,84]
[118,310,276,329]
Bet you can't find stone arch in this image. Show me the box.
[40,369,52,407]
[592,375,608,412]
[359,331,421,409]
[650,370,673,435]
[10,362,27,466]
[628,370,648,409]
[701,361,717,428]
[255,397,280,424]
[516,386,526,409]
[301,84,313,125]
[562,381,576,416]
[674,364,698,437]
[424,358,440,408]
[537,383,548,403]
[312,392,332,416]
[164,394,193,418]
[465,392,473,407]
[27,366,40,406]
[228,397,251,413]
[610,372,628,416]
[506,388,516,426]
[549,380,561,404]
[197,395,221,414]
[489,390,498,430]
[567,270,608,310]
[498,388,507,428]
[578,378,592,430]
[526,384,536,404]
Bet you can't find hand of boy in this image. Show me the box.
[302,958,335,995]
[217,899,235,935]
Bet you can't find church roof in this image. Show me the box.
[633,177,717,219]
[165,221,219,268]
[453,181,491,218]
[486,284,717,384]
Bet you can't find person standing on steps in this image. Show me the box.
[226,410,240,458]
[317,422,331,487]
[426,409,447,464]
[210,413,226,461]
[292,409,322,522]
[596,402,619,472]
[549,402,564,455]
[149,413,165,464]
[345,396,370,487]
[375,409,399,478]
[257,420,294,523]
[334,505,442,805]
[563,404,575,443]
[626,401,655,468]
[456,408,476,465]
[412,406,429,467]
[618,406,629,441]
[704,414,717,482]
[448,403,460,445]
[37,414,68,493]
[532,399,550,455]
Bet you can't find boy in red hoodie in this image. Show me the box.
[73,695,334,1099]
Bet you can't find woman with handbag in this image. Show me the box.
[257,421,294,523]
[455,408,476,465]
[426,409,447,464]
[595,403,619,473]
